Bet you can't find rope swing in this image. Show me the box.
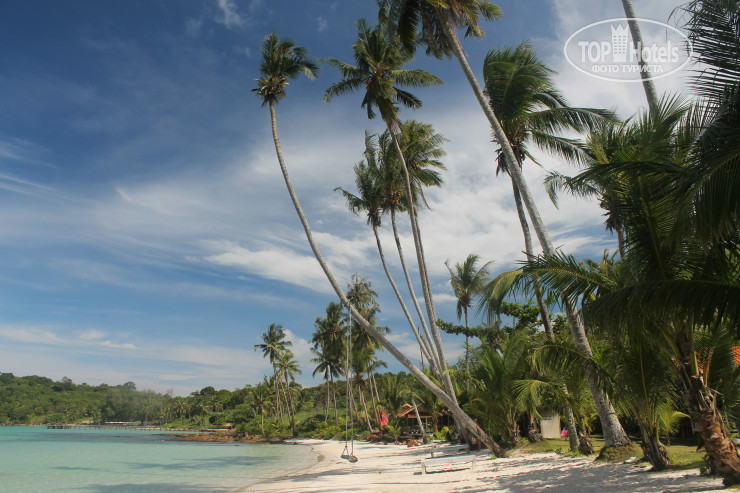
[340,302,358,463]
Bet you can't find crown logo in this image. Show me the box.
[611,24,629,62]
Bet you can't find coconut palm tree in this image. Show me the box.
[545,119,634,260]
[335,139,436,368]
[517,95,740,481]
[256,30,501,455]
[471,329,531,446]
[383,0,631,448]
[277,350,301,436]
[674,0,740,245]
[481,41,612,332]
[482,40,619,450]
[254,322,292,422]
[252,378,273,436]
[322,19,453,395]
[312,302,345,422]
[446,254,490,382]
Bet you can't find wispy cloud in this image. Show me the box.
[204,240,331,293]
[317,16,329,32]
[215,0,246,29]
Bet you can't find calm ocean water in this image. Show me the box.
[0,426,317,492]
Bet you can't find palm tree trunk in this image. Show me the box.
[390,209,441,373]
[436,16,630,449]
[359,383,374,432]
[260,411,265,436]
[373,223,435,365]
[639,425,671,471]
[674,328,740,484]
[616,225,626,260]
[512,178,580,452]
[389,140,447,370]
[368,371,380,428]
[464,307,470,391]
[332,375,339,424]
[411,396,426,439]
[620,0,660,109]
[386,123,459,409]
[273,367,283,423]
[266,100,503,456]
[286,383,296,436]
[325,377,330,423]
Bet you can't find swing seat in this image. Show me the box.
[341,454,359,462]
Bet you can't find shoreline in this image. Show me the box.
[236,439,726,492]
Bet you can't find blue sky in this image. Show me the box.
[0,0,690,395]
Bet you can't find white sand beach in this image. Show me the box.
[244,439,725,492]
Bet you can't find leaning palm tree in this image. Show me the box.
[322,19,451,391]
[446,253,490,382]
[482,40,621,450]
[383,0,631,448]
[376,122,448,370]
[335,144,436,368]
[254,322,292,422]
[255,31,501,454]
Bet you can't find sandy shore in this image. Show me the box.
[241,439,725,492]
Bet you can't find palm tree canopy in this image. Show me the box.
[322,18,442,126]
[382,0,502,58]
[483,40,614,172]
[253,32,320,106]
[254,323,292,365]
[335,132,387,228]
[446,253,491,321]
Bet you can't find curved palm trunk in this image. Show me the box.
[620,0,660,109]
[386,124,458,406]
[331,375,339,424]
[286,383,296,436]
[373,223,436,366]
[369,371,381,428]
[674,328,740,484]
[412,396,426,439]
[391,209,441,373]
[267,101,503,455]
[359,382,374,432]
[512,178,580,452]
[616,225,626,260]
[437,14,630,449]
[639,425,671,471]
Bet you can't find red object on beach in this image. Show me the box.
[380,411,389,427]
[560,428,568,437]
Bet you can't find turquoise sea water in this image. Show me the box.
[0,426,317,492]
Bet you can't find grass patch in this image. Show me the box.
[517,436,707,473]
[517,437,606,456]
[665,441,705,471]
[595,442,642,462]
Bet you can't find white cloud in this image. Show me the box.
[317,16,329,32]
[215,0,245,29]
[204,240,331,293]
